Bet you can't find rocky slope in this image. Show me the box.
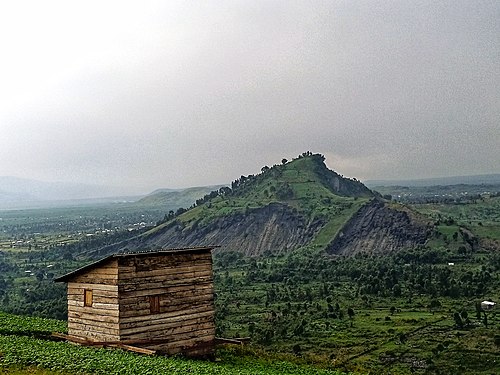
[326,200,432,256]
[97,203,323,257]
[91,153,433,258]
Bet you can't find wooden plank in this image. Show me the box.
[119,290,213,303]
[120,304,213,321]
[68,329,120,342]
[68,319,119,331]
[69,295,119,304]
[51,333,158,346]
[119,301,213,316]
[118,275,212,289]
[143,334,215,352]
[85,267,119,274]
[215,337,250,345]
[68,319,119,330]
[119,307,213,325]
[68,288,117,298]
[110,344,156,355]
[118,270,213,284]
[119,312,213,331]
[124,327,215,343]
[119,276,213,292]
[119,254,212,271]
[120,318,214,336]
[68,305,120,317]
[128,262,211,273]
[52,333,171,355]
[68,321,120,335]
[169,328,215,342]
[120,302,214,318]
[120,305,214,320]
[51,333,93,345]
[119,283,213,297]
[68,311,120,324]
[119,285,213,301]
[119,264,212,279]
[73,268,118,276]
[68,282,118,292]
[72,275,119,285]
[68,300,119,310]
[119,293,213,311]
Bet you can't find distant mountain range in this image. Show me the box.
[365,174,500,187]
[0,176,227,210]
[3,171,499,210]
[0,176,134,208]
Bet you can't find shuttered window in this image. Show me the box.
[149,295,160,314]
[84,289,93,307]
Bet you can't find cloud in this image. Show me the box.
[0,1,498,192]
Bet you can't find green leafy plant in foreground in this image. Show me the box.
[0,335,350,375]
[0,312,66,337]
[0,311,350,375]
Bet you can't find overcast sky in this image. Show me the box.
[0,1,498,194]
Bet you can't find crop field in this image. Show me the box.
[0,312,349,375]
[414,196,500,240]
[213,263,500,374]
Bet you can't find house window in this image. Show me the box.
[149,295,160,314]
[84,289,93,307]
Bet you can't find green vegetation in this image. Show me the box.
[1,154,499,374]
[0,312,66,336]
[213,248,499,374]
[372,183,500,205]
[148,153,371,255]
[0,312,348,375]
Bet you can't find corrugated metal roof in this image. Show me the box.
[54,246,217,282]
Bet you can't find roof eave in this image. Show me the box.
[54,246,217,283]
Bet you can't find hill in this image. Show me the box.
[91,153,431,258]
[136,185,227,208]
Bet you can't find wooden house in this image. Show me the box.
[54,247,215,357]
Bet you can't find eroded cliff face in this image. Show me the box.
[94,199,433,259]
[107,203,324,257]
[326,200,432,256]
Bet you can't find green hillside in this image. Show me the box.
[137,185,227,209]
[118,153,374,255]
[174,153,372,225]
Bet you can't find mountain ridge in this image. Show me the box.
[365,173,500,187]
[90,153,431,258]
[0,176,138,207]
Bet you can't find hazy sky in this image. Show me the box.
[0,1,498,193]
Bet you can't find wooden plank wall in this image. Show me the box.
[67,259,120,342]
[118,251,215,356]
